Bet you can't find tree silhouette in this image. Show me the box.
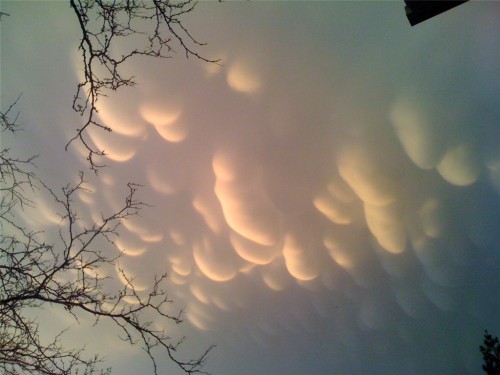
[67,0,219,171]
[1,2,215,373]
[0,101,213,375]
[480,330,500,375]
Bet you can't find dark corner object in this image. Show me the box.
[405,1,470,26]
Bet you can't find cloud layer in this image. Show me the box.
[3,2,499,374]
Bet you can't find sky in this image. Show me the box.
[1,1,499,375]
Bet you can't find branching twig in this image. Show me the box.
[66,0,219,171]
[1,100,213,374]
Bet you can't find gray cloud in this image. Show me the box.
[3,1,499,374]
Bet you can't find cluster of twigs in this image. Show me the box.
[67,0,218,171]
[1,1,215,373]
[1,100,212,374]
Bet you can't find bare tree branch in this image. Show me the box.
[0,95,38,214]
[65,0,219,171]
[1,100,213,374]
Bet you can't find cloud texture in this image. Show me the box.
[3,2,499,374]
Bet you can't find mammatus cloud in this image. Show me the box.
[4,1,499,374]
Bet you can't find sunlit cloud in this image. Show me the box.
[5,1,499,374]
[227,60,262,94]
[87,123,138,162]
[313,190,353,225]
[390,96,446,170]
[140,103,188,143]
[364,201,407,254]
[192,194,225,234]
[338,143,399,207]
[230,232,280,265]
[96,96,149,137]
[213,149,282,246]
[192,236,239,282]
[437,142,481,186]
[114,238,147,257]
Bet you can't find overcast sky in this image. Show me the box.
[2,1,499,375]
